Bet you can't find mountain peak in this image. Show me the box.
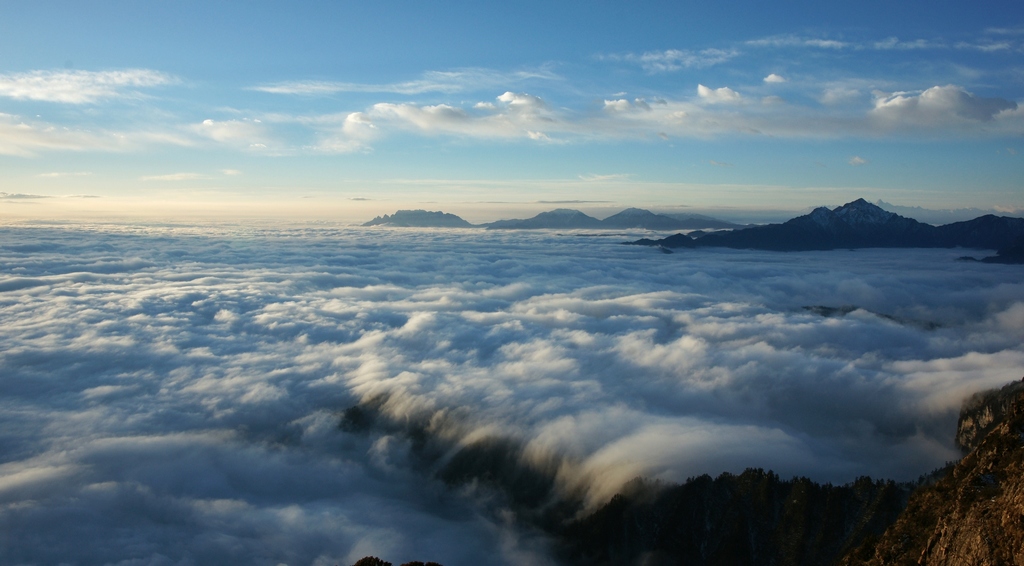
[542,208,588,216]
[362,210,473,227]
[614,207,654,216]
[833,199,896,226]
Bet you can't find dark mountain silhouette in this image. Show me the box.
[485,208,604,229]
[600,207,689,230]
[598,208,743,230]
[485,207,743,230]
[628,199,1024,255]
[362,210,474,227]
[979,235,1024,263]
[362,208,742,231]
[662,212,747,230]
[875,199,1024,225]
[350,558,442,566]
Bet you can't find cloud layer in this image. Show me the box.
[282,82,1021,152]
[0,69,176,104]
[1,224,1021,563]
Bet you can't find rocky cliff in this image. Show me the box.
[841,378,1024,566]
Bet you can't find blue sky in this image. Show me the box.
[1,0,1022,220]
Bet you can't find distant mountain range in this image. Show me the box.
[362,210,475,228]
[627,198,1024,263]
[362,208,745,230]
[874,199,1023,225]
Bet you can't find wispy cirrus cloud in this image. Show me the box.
[0,113,192,157]
[601,48,738,73]
[139,172,209,181]
[873,37,944,50]
[747,35,849,49]
[252,67,559,96]
[0,69,177,104]
[578,173,632,182]
[0,191,51,199]
[955,41,1014,52]
[36,171,92,178]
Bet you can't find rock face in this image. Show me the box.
[956,379,1024,452]
[841,378,1024,566]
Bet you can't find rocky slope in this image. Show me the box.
[840,378,1024,565]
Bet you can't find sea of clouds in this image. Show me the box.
[1,223,1022,565]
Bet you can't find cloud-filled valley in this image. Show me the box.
[1,223,1022,565]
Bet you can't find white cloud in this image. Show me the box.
[578,173,631,182]
[985,27,1024,35]
[220,169,242,176]
[253,77,1024,152]
[251,68,560,96]
[371,103,473,130]
[604,98,652,113]
[496,91,547,112]
[0,69,176,104]
[956,41,1013,52]
[36,171,92,178]
[0,191,50,199]
[603,99,632,112]
[0,112,191,156]
[139,172,209,181]
[747,35,848,49]
[874,37,941,50]
[820,87,862,106]
[606,48,738,73]
[0,226,1022,563]
[763,73,787,83]
[193,118,266,145]
[697,84,741,103]
[848,156,868,166]
[309,92,561,150]
[872,85,1018,126]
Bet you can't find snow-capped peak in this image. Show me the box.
[833,198,895,226]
